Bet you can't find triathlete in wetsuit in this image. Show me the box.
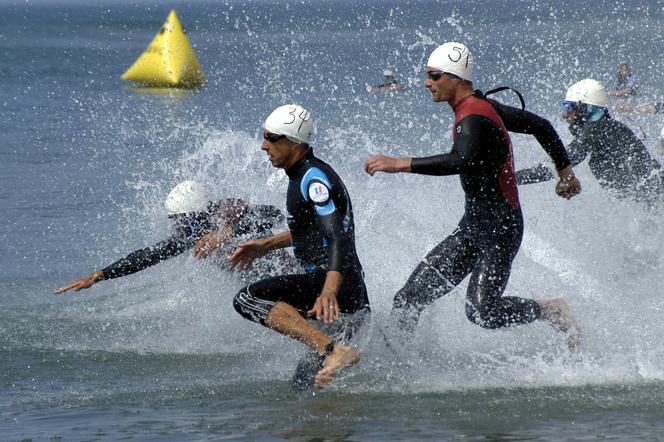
[54,181,284,294]
[517,78,664,205]
[229,105,369,390]
[365,42,581,347]
[232,147,369,324]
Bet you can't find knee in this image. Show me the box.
[233,285,272,326]
[392,287,414,310]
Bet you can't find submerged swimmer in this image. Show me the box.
[367,69,404,93]
[365,42,582,350]
[229,105,370,389]
[54,181,287,294]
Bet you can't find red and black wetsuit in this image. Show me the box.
[392,94,544,331]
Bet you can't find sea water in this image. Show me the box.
[2,0,664,440]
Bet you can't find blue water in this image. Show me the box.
[3,0,664,440]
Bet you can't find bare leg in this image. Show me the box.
[538,298,582,350]
[266,301,359,389]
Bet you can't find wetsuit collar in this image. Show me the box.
[452,93,475,112]
[285,148,314,178]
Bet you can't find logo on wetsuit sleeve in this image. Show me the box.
[308,182,330,203]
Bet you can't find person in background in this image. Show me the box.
[229,105,370,389]
[608,63,638,98]
[518,79,664,205]
[364,42,582,350]
[606,64,664,114]
[367,68,404,93]
[55,181,286,294]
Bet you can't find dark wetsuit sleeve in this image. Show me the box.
[491,100,571,170]
[515,163,554,184]
[411,115,502,176]
[516,135,589,184]
[233,205,284,235]
[101,236,191,279]
[565,136,590,167]
[316,211,349,273]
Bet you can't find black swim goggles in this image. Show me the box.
[263,132,286,142]
[168,212,198,228]
[426,70,460,81]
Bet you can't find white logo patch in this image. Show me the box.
[308,182,330,203]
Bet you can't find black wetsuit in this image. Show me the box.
[392,93,572,331]
[102,200,283,279]
[517,112,664,204]
[233,149,370,327]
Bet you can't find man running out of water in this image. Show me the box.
[55,181,286,294]
[364,42,582,348]
[517,79,664,206]
[229,105,370,389]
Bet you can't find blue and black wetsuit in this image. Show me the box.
[102,200,283,279]
[234,149,370,327]
[392,93,559,331]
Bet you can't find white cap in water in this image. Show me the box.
[164,180,209,215]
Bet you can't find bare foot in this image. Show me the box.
[539,298,582,351]
[313,344,360,390]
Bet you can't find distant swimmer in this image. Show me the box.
[54,181,286,294]
[607,63,638,99]
[229,105,370,389]
[364,43,581,350]
[367,69,405,93]
[606,63,664,114]
[517,79,664,205]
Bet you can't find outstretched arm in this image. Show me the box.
[54,236,189,294]
[365,116,496,177]
[54,271,105,294]
[364,155,412,175]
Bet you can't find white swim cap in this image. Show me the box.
[427,42,474,82]
[383,69,394,77]
[264,104,315,145]
[164,180,209,215]
[565,79,609,108]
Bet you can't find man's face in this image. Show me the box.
[618,65,630,79]
[261,132,295,169]
[562,100,580,125]
[425,68,457,103]
[563,107,577,125]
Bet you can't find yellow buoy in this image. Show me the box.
[121,10,206,88]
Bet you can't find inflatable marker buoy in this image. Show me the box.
[121,10,206,88]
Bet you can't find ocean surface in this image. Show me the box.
[2,0,664,440]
